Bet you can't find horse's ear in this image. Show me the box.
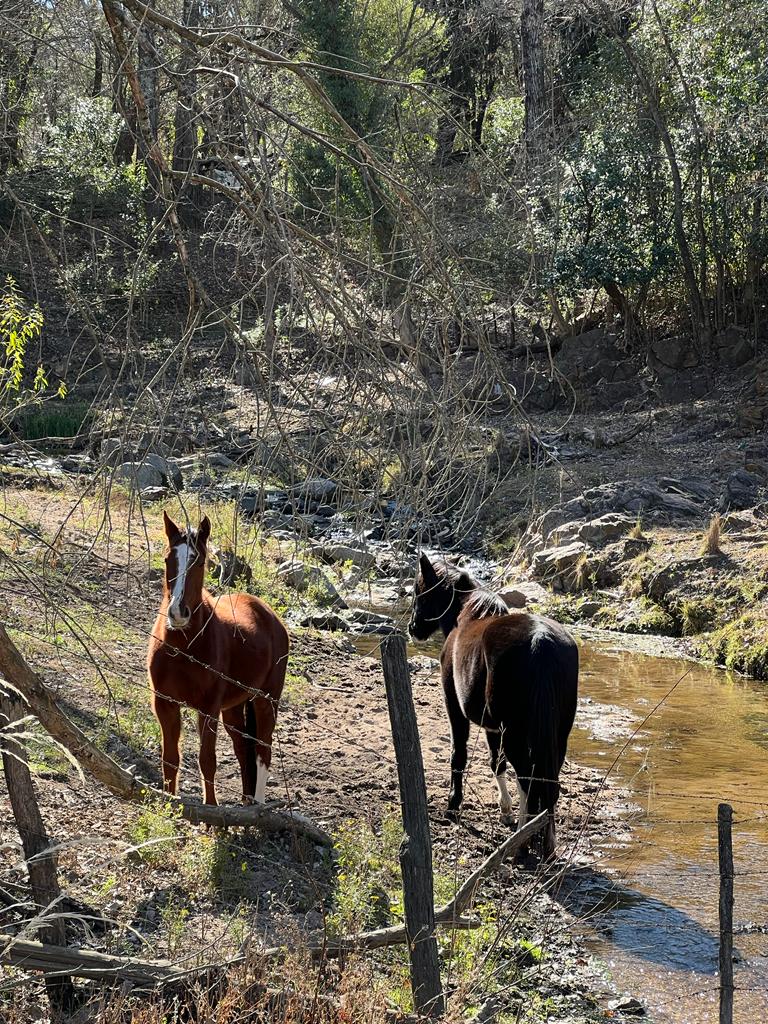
[456,571,474,593]
[419,553,437,584]
[197,515,211,546]
[163,511,181,541]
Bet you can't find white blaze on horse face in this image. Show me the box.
[255,756,268,804]
[167,542,191,629]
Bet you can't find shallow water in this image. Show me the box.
[566,641,768,1023]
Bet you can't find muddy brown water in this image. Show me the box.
[566,641,768,1024]
[360,624,768,1023]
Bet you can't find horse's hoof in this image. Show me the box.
[500,811,516,828]
[241,795,255,806]
[444,806,461,823]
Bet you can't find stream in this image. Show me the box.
[356,607,768,1023]
[564,641,768,1023]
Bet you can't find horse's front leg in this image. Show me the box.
[486,729,514,825]
[197,708,220,805]
[153,696,182,796]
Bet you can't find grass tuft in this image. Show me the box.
[700,513,722,556]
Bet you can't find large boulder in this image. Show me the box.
[714,326,754,368]
[556,330,625,385]
[114,462,163,490]
[293,478,338,503]
[719,469,763,511]
[577,513,636,547]
[276,561,346,608]
[649,335,699,370]
[532,541,587,588]
[143,453,183,490]
[315,541,376,571]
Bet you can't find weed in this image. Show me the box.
[179,832,252,900]
[128,796,183,867]
[680,596,720,635]
[700,612,768,680]
[628,517,645,540]
[329,813,403,935]
[160,894,190,956]
[700,514,722,556]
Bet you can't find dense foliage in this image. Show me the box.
[1,0,765,357]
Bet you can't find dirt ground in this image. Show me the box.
[0,484,630,1021]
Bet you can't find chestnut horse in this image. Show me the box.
[147,512,289,805]
[409,555,578,858]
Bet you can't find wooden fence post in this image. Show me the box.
[718,802,734,1024]
[381,633,444,1019]
[0,684,76,1012]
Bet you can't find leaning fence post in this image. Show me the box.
[381,632,444,1019]
[718,802,734,1024]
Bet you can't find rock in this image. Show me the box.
[650,335,699,370]
[143,453,183,490]
[140,486,167,502]
[714,447,744,473]
[210,547,253,587]
[720,469,763,511]
[532,542,587,588]
[345,609,395,629]
[293,477,338,502]
[315,542,376,571]
[114,462,164,490]
[206,452,236,468]
[100,438,125,466]
[408,656,439,675]
[499,580,549,608]
[646,557,712,602]
[714,325,754,368]
[355,621,399,635]
[577,513,635,547]
[607,995,645,1016]
[276,561,346,608]
[736,402,767,432]
[299,611,349,632]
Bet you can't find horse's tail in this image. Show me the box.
[244,696,259,781]
[525,630,578,817]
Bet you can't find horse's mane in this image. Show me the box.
[432,560,509,622]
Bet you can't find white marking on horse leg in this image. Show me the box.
[496,772,513,815]
[167,542,190,628]
[516,778,528,827]
[255,756,268,804]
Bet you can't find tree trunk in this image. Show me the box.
[1,685,76,1013]
[521,0,550,179]
[92,34,104,97]
[595,1,708,335]
[172,0,200,175]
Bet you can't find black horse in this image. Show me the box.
[409,554,578,858]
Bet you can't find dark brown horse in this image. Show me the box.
[147,512,289,805]
[409,554,578,857]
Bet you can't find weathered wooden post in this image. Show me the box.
[380,633,444,1019]
[718,802,734,1024]
[0,683,75,1012]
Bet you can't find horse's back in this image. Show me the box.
[452,611,577,729]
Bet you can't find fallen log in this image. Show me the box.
[0,933,186,986]
[0,624,331,845]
